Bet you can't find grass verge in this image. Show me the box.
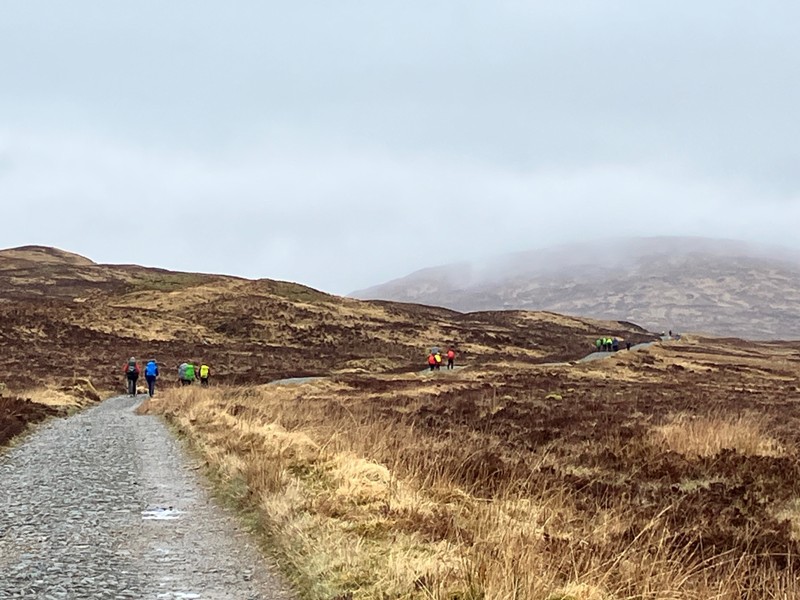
[140,378,800,599]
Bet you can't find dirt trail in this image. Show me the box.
[0,395,294,599]
[576,340,659,363]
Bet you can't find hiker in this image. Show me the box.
[626,341,632,351]
[123,357,140,397]
[184,362,196,385]
[612,338,619,352]
[434,351,442,370]
[178,362,189,386]
[427,353,436,372]
[144,359,159,397]
[447,347,456,369]
[595,338,602,352]
[199,363,210,387]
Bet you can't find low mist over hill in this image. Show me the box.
[0,245,653,395]
[352,237,800,340]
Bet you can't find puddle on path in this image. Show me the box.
[142,507,184,520]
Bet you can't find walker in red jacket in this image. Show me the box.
[122,358,140,397]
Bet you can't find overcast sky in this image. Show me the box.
[2,1,799,293]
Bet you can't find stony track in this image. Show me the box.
[0,396,294,599]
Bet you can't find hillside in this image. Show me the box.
[352,237,800,340]
[0,245,654,397]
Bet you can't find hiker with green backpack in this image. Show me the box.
[184,362,196,385]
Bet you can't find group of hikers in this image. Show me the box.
[122,358,211,398]
[427,347,456,371]
[594,337,632,352]
[178,361,211,387]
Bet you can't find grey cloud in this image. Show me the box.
[1,1,799,292]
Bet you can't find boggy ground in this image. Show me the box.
[0,245,652,444]
[144,335,800,599]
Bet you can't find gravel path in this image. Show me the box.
[577,341,657,363]
[0,395,295,599]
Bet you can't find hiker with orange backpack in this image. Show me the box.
[446,347,456,369]
[427,353,437,372]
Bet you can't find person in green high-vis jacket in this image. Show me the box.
[595,338,602,351]
[184,362,196,384]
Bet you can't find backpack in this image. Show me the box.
[145,362,157,377]
[127,363,138,375]
[200,365,209,378]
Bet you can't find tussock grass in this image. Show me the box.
[20,378,101,408]
[652,411,785,457]
[143,383,800,599]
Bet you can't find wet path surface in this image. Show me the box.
[576,340,658,363]
[0,396,294,599]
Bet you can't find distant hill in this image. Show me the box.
[0,245,654,394]
[351,237,800,340]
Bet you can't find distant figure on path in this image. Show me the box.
[427,353,436,372]
[123,357,140,397]
[144,359,159,397]
[447,347,456,369]
[595,338,602,352]
[612,338,619,352]
[434,351,442,370]
[626,342,632,351]
[199,363,210,387]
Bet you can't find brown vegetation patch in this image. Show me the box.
[144,334,800,598]
[0,396,60,446]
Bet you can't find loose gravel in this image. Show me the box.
[0,395,295,599]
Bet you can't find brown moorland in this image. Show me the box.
[5,245,800,596]
[141,335,800,599]
[0,245,652,442]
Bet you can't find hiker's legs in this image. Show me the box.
[201,377,209,387]
[146,376,156,397]
[447,359,454,369]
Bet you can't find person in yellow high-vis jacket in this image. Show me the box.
[199,364,210,387]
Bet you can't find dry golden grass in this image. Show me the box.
[142,385,464,599]
[652,412,785,458]
[142,364,800,599]
[20,378,101,408]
